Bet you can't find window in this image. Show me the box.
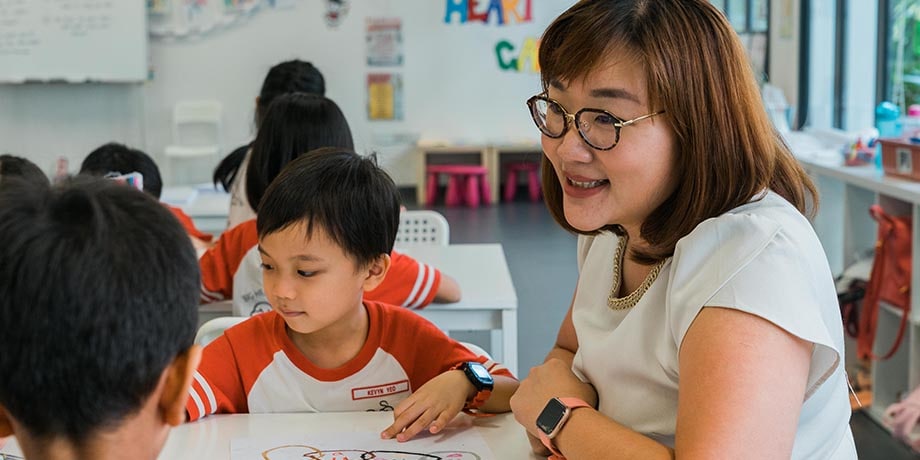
[805,0,878,131]
[713,0,771,84]
[882,0,920,111]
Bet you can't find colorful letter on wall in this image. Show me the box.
[495,40,517,70]
[516,37,539,73]
[495,37,539,73]
[445,0,531,25]
[444,0,467,23]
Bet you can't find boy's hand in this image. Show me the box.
[380,370,472,442]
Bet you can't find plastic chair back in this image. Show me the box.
[195,316,247,347]
[172,100,222,148]
[396,210,450,247]
[460,341,493,360]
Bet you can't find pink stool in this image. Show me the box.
[504,161,541,202]
[426,164,492,207]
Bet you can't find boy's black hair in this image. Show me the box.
[79,142,164,199]
[245,93,354,212]
[0,177,199,441]
[257,147,400,268]
[213,60,325,190]
[0,154,49,187]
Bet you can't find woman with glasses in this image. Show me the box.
[509,1,856,459]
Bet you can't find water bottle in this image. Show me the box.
[876,102,902,170]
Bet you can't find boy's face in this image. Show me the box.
[258,222,373,335]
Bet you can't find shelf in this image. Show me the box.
[801,160,920,205]
[802,154,920,434]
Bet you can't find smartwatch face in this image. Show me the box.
[468,362,493,384]
[536,397,568,435]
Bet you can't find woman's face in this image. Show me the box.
[542,54,678,239]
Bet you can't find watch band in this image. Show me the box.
[537,397,591,459]
[539,430,565,458]
[462,387,495,417]
[450,361,496,417]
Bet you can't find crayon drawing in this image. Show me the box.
[231,429,495,460]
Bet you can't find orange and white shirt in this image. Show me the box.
[185,301,514,421]
[198,219,442,312]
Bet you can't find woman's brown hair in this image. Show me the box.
[538,0,817,264]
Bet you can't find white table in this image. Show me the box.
[161,185,232,237]
[162,412,536,460]
[398,244,519,376]
[0,412,538,460]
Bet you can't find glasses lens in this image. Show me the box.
[531,98,566,137]
[577,109,620,149]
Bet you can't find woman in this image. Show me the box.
[509,1,857,458]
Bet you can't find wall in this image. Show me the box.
[0,1,830,184]
[0,1,571,186]
[769,0,801,122]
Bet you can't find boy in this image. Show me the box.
[186,148,517,442]
[0,177,202,460]
[80,142,214,252]
[0,154,49,186]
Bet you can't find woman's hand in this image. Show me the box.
[380,370,471,442]
[525,431,553,457]
[510,358,597,438]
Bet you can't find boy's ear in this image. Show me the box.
[0,404,14,438]
[159,345,202,427]
[362,253,391,292]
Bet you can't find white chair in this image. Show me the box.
[395,210,450,247]
[164,100,223,185]
[460,341,493,360]
[195,316,247,347]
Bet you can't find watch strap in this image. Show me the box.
[462,387,495,417]
[539,430,565,458]
[450,362,496,417]
[537,397,591,459]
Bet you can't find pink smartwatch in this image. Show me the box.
[536,397,591,458]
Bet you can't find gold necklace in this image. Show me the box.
[607,236,667,310]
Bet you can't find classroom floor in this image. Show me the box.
[407,194,919,459]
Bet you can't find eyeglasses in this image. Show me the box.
[526,94,665,151]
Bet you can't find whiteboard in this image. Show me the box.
[0,0,146,83]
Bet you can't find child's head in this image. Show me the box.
[79,142,163,198]
[0,177,200,453]
[256,60,325,128]
[212,60,326,191]
[245,93,354,212]
[0,154,49,187]
[255,148,400,330]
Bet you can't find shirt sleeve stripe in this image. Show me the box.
[402,262,427,308]
[486,362,515,379]
[200,285,225,302]
[408,264,436,309]
[187,385,205,421]
[192,371,218,415]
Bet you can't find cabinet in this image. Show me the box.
[801,159,920,429]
